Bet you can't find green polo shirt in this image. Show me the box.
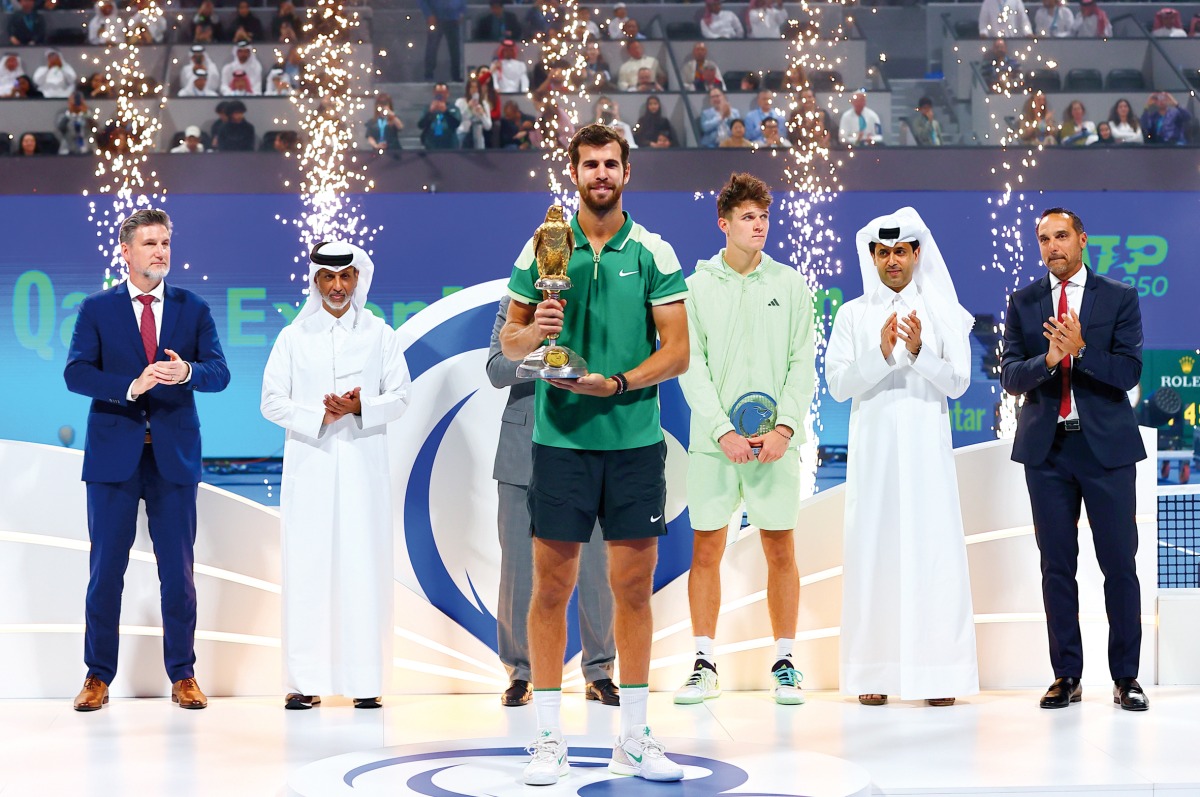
[507,211,688,451]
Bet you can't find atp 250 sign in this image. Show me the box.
[1084,235,1169,297]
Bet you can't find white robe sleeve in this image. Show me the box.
[907,318,971,400]
[677,292,736,444]
[357,327,411,431]
[775,280,816,439]
[260,329,327,440]
[825,305,899,403]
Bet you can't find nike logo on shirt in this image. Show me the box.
[619,269,638,277]
[650,514,663,523]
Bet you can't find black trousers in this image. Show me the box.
[1024,428,1141,681]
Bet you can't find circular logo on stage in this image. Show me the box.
[287,737,871,797]
[729,392,779,438]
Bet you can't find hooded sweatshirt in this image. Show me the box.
[679,250,816,454]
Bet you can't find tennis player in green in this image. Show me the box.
[500,123,689,785]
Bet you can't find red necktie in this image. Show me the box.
[1057,280,1071,418]
[137,294,157,366]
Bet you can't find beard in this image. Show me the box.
[139,263,169,281]
[321,291,352,311]
[579,179,623,214]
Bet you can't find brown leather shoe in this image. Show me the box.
[74,675,109,711]
[926,697,956,707]
[172,677,208,709]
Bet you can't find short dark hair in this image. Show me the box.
[1037,207,1085,235]
[568,123,629,168]
[119,208,172,245]
[375,93,393,109]
[917,96,933,109]
[868,240,920,256]
[717,172,773,218]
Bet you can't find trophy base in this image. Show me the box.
[517,345,588,379]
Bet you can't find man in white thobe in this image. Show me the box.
[825,207,979,707]
[261,241,411,710]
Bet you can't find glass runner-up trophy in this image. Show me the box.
[517,205,589,379]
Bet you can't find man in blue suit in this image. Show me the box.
[1001,208,1148,712]
[64,208,230,712]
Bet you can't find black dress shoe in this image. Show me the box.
[353,696,382,709]
[1114,678,1149,712]
[1039,676,1082,709]
[585,678,620,706]
[284,693,320,710]
[501,679,531,707]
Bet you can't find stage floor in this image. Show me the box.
[2,687,1198,797]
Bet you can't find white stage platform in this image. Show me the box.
[2,688,1197,797]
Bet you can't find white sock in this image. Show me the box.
[533,689,562,737]
[694,635,715,663]
[619,684,649,739]
[774,638,795,662]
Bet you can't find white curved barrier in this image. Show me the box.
[0,428,1158,697]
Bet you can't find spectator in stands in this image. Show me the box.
[221,42,262,96]
[421,0,465,83]
[365,93,403,153]
[791,87,833,149]
[0,52,26,97]
[608,3,629,40]
[981,37,1022,94]
[839,91,883,146]
[419,82,461,149]
[17,132,41,156]
[583,7,603,42]
[498,99,534,149]
[456,76,493,149]
[210,100,230,142]
[581,40,614,92]
[699,85,739,147]
[8,0,46,46]
[1151,7,1186,37]
[1034,0,1075,37]
[633,94,677,148]
[1189,12,1200,36]
[910,96,943,146]
[10,71,38,97]
[180,45,219,95]
[1141,91,1190,145]
[1071,0,1112,37]
[88,0,124,46]
[180,68,218,97]
[1017,90,1058,145]
[758,117,790,148]
[1058,99,1097,145]
[634,66,663,93]
[525,0,563,38]
[746,0,787,39]
[720,118,753,147]
[978,0,1032,37]
[532,60,566,103]
[214,100,255,151]
[529,101,572,149]
[32,49,75,98]
[620,19,645,41]
[128,0,165,44]
[475,0,520,42]
[264,61,293,96]
[1090,121,1117,146]
[616,39,664,91]
[271,1,303,43]
[702,0,745,39]
[272,130,299,154]
[84,71,109,99]
[1107,98,1142,145]
[56,91,96,155]
[222,68,260,97]
[229,1,265,43]
[170,125,205,154]
[192,1,223,43]
[744,89,786,142]
[491,39,528,93]
[593,94,637,148]
[740,72,760,93]
[681,42,725,92]
[477,66,502,144]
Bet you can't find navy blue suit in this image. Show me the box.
[64,281,229,685]
[1000,267,1145,680]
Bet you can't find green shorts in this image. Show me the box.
[686,450,802,532]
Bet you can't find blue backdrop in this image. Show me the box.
[2,190,1196,457]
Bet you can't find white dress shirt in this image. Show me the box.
[1051,267,1086,422]
[126,280,191,401]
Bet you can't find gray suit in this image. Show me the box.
[488,296,615,683]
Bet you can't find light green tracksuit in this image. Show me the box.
[679,250,817,454]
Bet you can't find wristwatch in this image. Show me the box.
[1075,344,1087,360]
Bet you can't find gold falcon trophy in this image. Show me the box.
[517,205,589,379]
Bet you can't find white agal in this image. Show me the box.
[610,726,684,781]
